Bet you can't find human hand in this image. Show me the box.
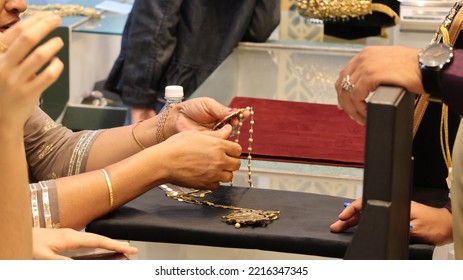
[335,46,425,125]
[131,107,155,124]
[329,198,362,233]
[0,13,64,128]
[330,198,453,246]
[32,228,138,260]
[409,201,453,246]
[163,97,249,138]
[158,124,242,190]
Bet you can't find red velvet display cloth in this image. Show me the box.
[228,97,366,167]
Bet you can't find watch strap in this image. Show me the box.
[420,65,442,97]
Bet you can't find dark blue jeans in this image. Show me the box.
[105,0,280,112]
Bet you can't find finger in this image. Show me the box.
[25,56,64,95]
[330,220,347,232]
[339,75,367,125]
[203,181,221,190]
[349,74,376,125]
[330,216,360,232]
[223,156,242,172]
[409,218,417,233]
[209,123,233,139]
[206,123,246,156]
[17,36,64,80]
[206,97,232,119]
[68,233,138,256]
[220,170,234,183]
[228,108,251,128]
[335,59,357,109]
[202,97,252,125]
[0,13,61,67]
[330,220,346,232]
[338,198,362,220]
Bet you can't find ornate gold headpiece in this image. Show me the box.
[295,0,399,23]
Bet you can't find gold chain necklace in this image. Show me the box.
[160,107,281,229]
[213,107,254,187]
[22,4,101,18]
[159,184,280,229]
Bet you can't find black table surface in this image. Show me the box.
[86,185,434,259]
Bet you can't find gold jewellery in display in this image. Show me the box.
[22,4,101,18]
[160,107,281,229]
[295,0,399,23]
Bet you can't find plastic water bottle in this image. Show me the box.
[161,85,184,112]
[156,85,184,142]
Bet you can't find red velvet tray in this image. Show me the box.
[229,97,365,167]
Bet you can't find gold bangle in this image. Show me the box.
[132,120,146,150]
[101,168,114,211]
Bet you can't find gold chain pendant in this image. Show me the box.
[213,107,254,187]
[159,107,280,229]
[222,209,280,229]
[161,184,280,229]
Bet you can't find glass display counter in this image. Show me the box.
[27,0,133,129]
[25,0,448,259]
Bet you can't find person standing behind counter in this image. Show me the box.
[104,0,280,123]
[331,37,463,258]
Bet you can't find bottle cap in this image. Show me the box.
[165,85,184,99]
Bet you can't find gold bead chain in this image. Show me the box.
[160,107,280,229]
[22,4,101,18]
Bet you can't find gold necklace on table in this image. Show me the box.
[160,107,281,229]
[22,4,101,18]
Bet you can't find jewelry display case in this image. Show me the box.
[400,0,456,32]
[27,0,131,130]
[87,44,434,260]
[27,0,452,259]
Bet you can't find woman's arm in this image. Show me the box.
[57,125,242,230]
[0,128,32,259]
[0,13,63,259]
[28,97,244,230]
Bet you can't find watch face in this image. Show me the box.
[419,43,454,68]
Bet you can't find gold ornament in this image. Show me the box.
[159,107,280,229]
[22,4,101,18]
[160,184,280,229]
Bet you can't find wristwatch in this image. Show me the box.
[419,43,454,96]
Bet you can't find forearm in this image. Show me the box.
[85,115,161,171]
[57,145,168,230]
[0,131,32,259]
